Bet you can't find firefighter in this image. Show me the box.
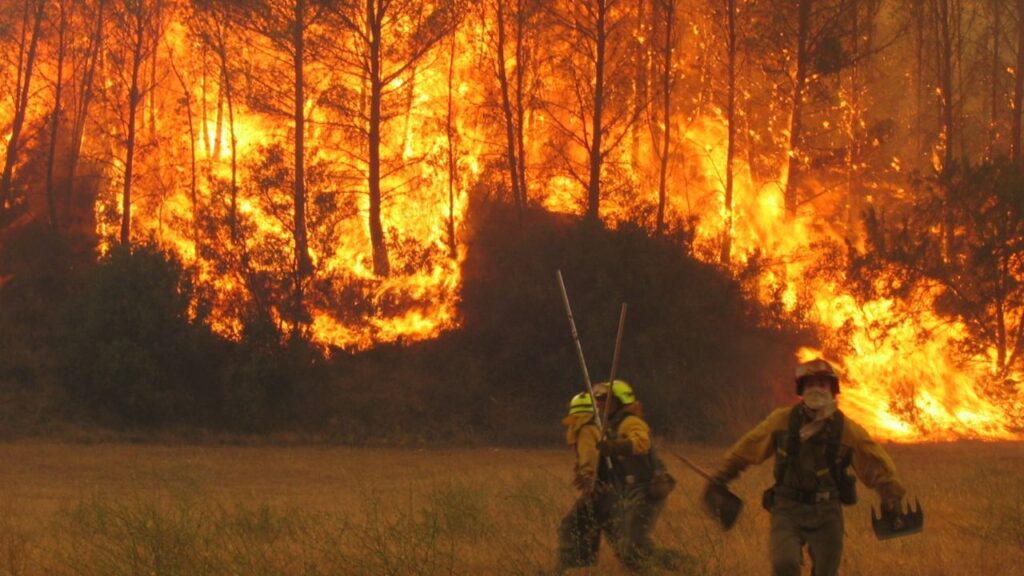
[576,380,682,572]
[556,391,608,571]
[707,358,908,576]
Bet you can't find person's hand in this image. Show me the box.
[597,437,633,456]
[881,498,905,529]
[573,473,595,494]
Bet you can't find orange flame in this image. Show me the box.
[667,114,1023,441]
[89,6,478,352]
[53,2,1021,440]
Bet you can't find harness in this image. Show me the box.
[597,413,658,487]
[771,405,852,505]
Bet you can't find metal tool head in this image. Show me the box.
[702,482,744,531]
[871,498,924,540]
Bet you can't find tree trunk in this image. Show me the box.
[446,32,458,259]
[46,0,70,229]
[495,0,523,220]
[220,42,239,242]
[586,0,608,223]
[937,0,955,172]
[721,0,736,263]
[914,0,925,164]
[1013,0,1024,164]
[0,0,45,216]
[367,0,390,277]
[292,0,312,321]
[513,0,528,209]
[989,0,1002,159]
[846,0,861,244]
[68,0,105,216]
[169,52,199,245]
[784,0,811,217]
[655,0,676,238]
[934,0,956,259]
[121,8,148,247]
[631,0,647,169]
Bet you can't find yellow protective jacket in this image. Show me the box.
[562,402,654,487]
[600,402,658,486]
[562,412,601,484]
[715,405,906,507]
[610,401,652,455]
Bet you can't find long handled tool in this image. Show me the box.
[666,449,744,530]
[556,271,617,485]
[556,270,603,432]
[600,303,628,433]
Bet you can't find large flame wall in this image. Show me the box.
[2,0,1022,441]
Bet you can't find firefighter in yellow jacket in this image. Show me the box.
[708,358,908,576]
[556,391,606,570]
[557,381,678,573]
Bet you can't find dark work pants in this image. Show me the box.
[557,485,669,572]
[769,498,844,576]
[557,491,615,568]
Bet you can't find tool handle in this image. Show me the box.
[601,303,628,434]
[556,270,602,432]
[669,450,715,481]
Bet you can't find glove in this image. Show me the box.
[598,437,634,456]
[881,498,905,529]
[573,473,594,493]
[711,459,746,485]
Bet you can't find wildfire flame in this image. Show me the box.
[543,107,1024,442]
[3,1,1021,441]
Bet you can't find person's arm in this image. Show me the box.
[845,419,907,510]
[712,407,789,483]
[575,424,602,487]
[610,415,651,455]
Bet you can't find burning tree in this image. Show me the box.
[545,0,644,224]
[1,0,1024,439]
[864,163,1024,382]
[488,0,542,223]
[320,0,460,278]
[0,0,46,222]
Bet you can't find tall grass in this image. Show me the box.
[0,442,1022,575]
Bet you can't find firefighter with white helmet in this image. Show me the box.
[707,358,910,576]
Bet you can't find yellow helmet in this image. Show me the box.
[795,358,839,394]
[592,380,636,406]
[567,392,594,416]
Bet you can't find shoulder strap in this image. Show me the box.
[825,410,847,483]
[773,405,803,486]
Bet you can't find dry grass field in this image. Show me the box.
[0,440,1021,575]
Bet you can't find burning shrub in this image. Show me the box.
[863,161,1024,382]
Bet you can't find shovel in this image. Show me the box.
[669,451,744,530]
[871,499,924,540]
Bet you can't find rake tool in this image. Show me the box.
[871,498,924,540]
[668,450,744,530]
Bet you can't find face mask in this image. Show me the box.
[803,387,835,411]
